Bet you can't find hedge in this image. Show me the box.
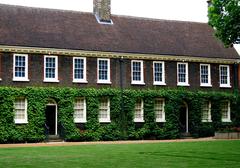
[0,87,239,143]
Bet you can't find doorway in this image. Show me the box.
[179,102,188,133]
[45,101,57,135]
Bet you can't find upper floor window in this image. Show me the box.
[13,54,29,81]
[134,99,144,122]
[73,57,87,83]
[97,58,111,84]
[219,65,231,88]
[155,98,166,122]
[200,64,211,87]
[14,98,28,124]
[131,60,144,85]
[221,101,231,122]
[202,101,212,122]
[44,55,59,82]
[153,61,166,85]
[74,98,87,123]
[177,62,189,86]
[99,98,110,122]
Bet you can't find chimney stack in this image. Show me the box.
[93,0,112,23]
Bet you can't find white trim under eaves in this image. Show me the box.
[0,45,239,64]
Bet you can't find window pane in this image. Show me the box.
[155,99,164,121]
[178,64,186,83]
[74,58,84,79]
[98,60,108,80]
[45,57,56,79]
[99,98,110,120]
[201,65,209,84]
[132,62,142,81]
[74,98,85,121]
[134,99,143,120]
[15,55,26,78]
[154,63,163,82]
[14,98,26,121]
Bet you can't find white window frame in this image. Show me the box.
[74,98,87,123]
[153,61,166,85]
[134,99,144,122]
[155,98,166,122]
[131,60,145,85]
[97,58,111,84]
[200,64,212,87]
[14,98,28,124]
[99,98,111,123]
[201,101,212,122]
[72,57,87,83]
[13,54,29,82]
[221,101,231,122]
[43,55,59,82]
[177,62,189,86]
[219,65,231,88]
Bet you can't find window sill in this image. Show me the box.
[74,120,87,123]
[220,85,231,88]
[156,119,166,122]
[13,78,30,82]
[153,82,166,86]
[200,84,212,87]
[15,120,28,124]
[43,79,59,83]
[72,80,88,84]
[222,119,231,122]
[99,120,111,123]
[177,83,190,87]
[134,119,145,123]
[97,81,112,84]
[202,120,212,122]
[131,81,145,85]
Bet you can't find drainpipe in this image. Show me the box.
[233,63,238,92]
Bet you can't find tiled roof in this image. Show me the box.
[0,4,239,59]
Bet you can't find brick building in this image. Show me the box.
[0,0,239,142]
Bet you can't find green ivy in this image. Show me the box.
[0,87,238,143]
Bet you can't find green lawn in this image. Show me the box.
[0,140,240,168]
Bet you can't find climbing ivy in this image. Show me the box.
[0,87,238,143]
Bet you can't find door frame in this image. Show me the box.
[181,102,189,133]
[46,99,58,135]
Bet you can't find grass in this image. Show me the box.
[0,140,240,168]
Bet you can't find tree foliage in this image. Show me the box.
[208,0,240,47]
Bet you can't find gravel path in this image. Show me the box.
[0,137,217,148]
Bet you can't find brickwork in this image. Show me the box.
[0,52,236,91]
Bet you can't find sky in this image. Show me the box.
[0,0,239,54]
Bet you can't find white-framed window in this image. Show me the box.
[155,98,166,122]
[177,62,189,86]
[153,61,166,85]
[219,65,231,88]
[134,99,144,122]
[74,98,87,123]
[202,101,212,122]
[14,98,28,124]
[131,60,145,85]
[99,98,110,122]
[200,64,212,87]
[13,54,29,81]
[97,58,111,84]
[221,101,231,122]
[44,55,59,82]
[73,57,87,83]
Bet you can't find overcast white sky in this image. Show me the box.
[0,0,239,54]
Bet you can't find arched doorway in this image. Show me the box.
[45,99,58,135]
[179,102,188,133]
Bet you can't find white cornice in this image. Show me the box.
[0,45,239,64]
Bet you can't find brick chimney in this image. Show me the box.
[93,0,112,23]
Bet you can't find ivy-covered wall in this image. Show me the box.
[0,87,239,143]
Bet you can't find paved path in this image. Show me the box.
[0,137,219,148]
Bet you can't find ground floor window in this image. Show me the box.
[74,98,86,123]
[99,98,110,122]
[155,98,165,122]
[221,101,231,122]
[14,98,28,124]
[134,99,144,122]
[201,101,212,122]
